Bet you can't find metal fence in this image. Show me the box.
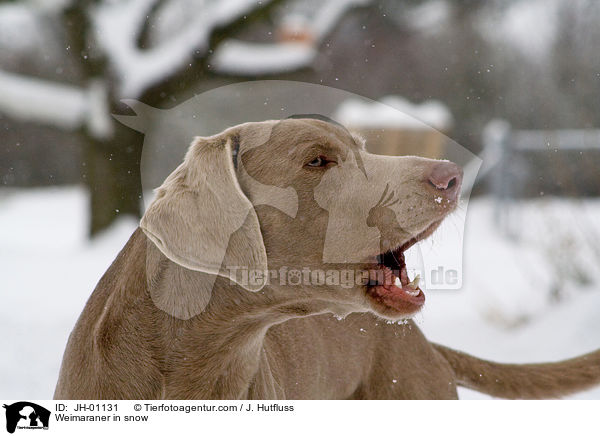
[479,120,600,238]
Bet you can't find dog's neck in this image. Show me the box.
[165,283,338,399]
[146,241,337,398]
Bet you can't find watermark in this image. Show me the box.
[226,266,459,289]
[3,402,50,434]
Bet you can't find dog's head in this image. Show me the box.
[141,118,462,321]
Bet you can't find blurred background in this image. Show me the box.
[1,0,600,399]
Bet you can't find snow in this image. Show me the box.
[0,69,87,130]
[397,0,561,61]
[403,0,451,36]
[0,1,69,63]
[500,0,559,58]
[477,0,560,60]
[0,4,115,135]
[0,187,138,399]
[91,0,271,97]
[1,186,599,399]
[211,41,318,75]
[211,0,371,75]
[335,95,453,130]
[0,70,112,137]
[0,4,44,53]
[417,198,600,400]
[0,1,70,56]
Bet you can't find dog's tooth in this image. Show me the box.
[408,274,421,290]
[406,287,420,297]
[394,276,402,288]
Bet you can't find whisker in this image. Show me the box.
[386,198,400,208]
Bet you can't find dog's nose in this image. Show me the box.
[426,161,463,201]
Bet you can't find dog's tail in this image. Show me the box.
[433,344,600,399]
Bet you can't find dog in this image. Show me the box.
[54,117,600,399]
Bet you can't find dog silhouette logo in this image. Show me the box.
[3,402,50,433]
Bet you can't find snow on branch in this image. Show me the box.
[91,0,273,98]
[211,0,372,75]
[210,41,317,75]
[0,69,112,138]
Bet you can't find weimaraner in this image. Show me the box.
[54,118,600,399]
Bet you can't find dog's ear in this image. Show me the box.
[140,128,267,292]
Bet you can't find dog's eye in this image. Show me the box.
[306,156,328,168]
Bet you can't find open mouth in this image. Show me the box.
[365,221,441,314]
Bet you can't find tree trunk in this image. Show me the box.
[83,123,143,235]
[63,1,144,236]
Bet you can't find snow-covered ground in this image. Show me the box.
[0,187,138,399]
[1,186,599,399]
